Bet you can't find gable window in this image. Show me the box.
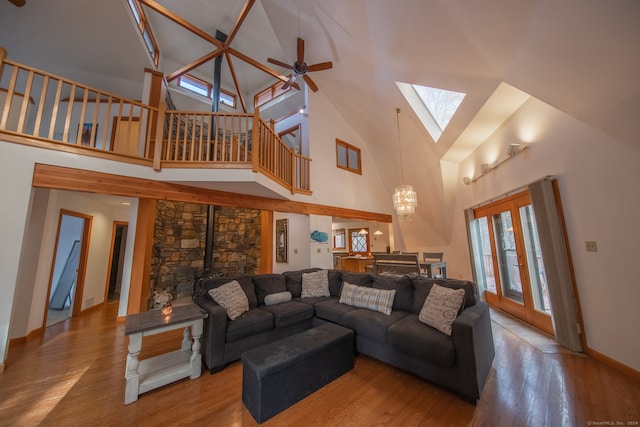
[336,139,361,174]
[127,0,159,66]
[254,80,291,109]
[177,74,237,108]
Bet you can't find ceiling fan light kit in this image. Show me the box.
[268,37,333,92]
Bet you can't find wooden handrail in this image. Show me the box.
[0,51,311,194]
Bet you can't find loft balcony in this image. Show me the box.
[0,48,311,196]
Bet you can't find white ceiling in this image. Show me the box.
[1,0,639,207]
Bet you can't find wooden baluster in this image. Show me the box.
[62,84,76,143]
[16,69,33,134]
[34,74,48,138]
[48,80,63,140]
[0,63,18,130]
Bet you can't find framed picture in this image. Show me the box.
[79,122,97,147]
[276,218,288,263]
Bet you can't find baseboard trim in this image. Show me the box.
[585,346,640,382]
[81,302,105,315]
[9,336,27,346]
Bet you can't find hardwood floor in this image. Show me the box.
[1,303,638,426]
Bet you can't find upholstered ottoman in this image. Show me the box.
[241,322,354,423]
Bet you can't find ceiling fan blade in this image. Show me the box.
[267,58,293,70]
[307,62,333,72]
[303,74,319,92]
[9,0,26,6]
[282,74,297,91]
[297,38,305,64]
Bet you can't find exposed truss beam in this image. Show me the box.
[228,47,299,90]
[166,48,225,82]
[225,52,247,113]
[225,0,255,47]
[137,0,224,48]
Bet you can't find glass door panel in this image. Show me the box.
[493,211,524,304]
[519,204,552,315]
[470,216,497,294]
[472,190,554,335]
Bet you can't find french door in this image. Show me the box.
[472,191,553,334]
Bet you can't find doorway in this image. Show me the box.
[470,191,553,335]
[46,210,91,327]
[105,221,128,304]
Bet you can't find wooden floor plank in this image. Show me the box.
[0,303,639,426]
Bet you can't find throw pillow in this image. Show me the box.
[208,280,249,320]
[264,291,292,306]
[418,283,465,336]
[301,269,330,298]
[339,281,396,315]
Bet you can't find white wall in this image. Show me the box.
[448,97,640,371]
[16,189,131,338]
[309,214,333,269]
[272,212,311,273]
[303,90,392,214]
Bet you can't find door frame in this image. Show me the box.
[43,209,92,327]
[474,191,553,335]
[104,220,128,305]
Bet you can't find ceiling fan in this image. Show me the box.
[268,38,332,92]
[8,0,26,6]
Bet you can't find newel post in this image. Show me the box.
[152,102,166,171]
[252,107,260,172]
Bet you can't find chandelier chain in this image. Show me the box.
[396,108,405,184]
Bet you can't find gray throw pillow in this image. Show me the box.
[264,291,292,306]
[208,280,249,320]
[339,281,396,315]
[418,283,465,336]
[301,269,330,298]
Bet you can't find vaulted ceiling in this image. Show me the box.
[2,0,640,212]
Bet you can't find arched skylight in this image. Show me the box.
[396,82,465,143]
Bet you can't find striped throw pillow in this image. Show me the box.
[339,282,396,315]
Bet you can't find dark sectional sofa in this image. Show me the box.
[194,268,495,402]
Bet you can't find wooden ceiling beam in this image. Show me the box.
[225,0,255,47]
[227,47,299,90]
[166,48,225,82]
[31,163,393,223]
[225,52,247,113]
[137,0,224,48]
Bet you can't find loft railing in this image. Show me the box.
[0,48,311,194]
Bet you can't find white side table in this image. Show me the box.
[124,303,206,405]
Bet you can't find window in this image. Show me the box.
[177,74,237,108]
[332,228,346,250]
[395,81,465,143]
[336,139,361,174]
[348,229,369,255]
[127,0,159,66]
[254,80,291,109]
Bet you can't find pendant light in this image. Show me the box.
[392,108,417,221]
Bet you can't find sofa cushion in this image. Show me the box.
[207,280,249,320]
[264,291,292,306]
[372,275,413,312]
[387,314,456,368]
[313,298,357,324]
[418,284,465,336]
[341,272,373,287]
[411,277,477,313]
[254,274,287,305]
[341,309,408,342]
[203,275,257,308]
[260,301,314,329]
[339,282,396,315]
[301,269,331,298]
[226,308,274,343]
[283,268,321,298]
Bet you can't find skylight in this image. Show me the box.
[396,82,465,143]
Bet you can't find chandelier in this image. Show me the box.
[393,108,417,222]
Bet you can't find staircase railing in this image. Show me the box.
[0,48,311,194]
